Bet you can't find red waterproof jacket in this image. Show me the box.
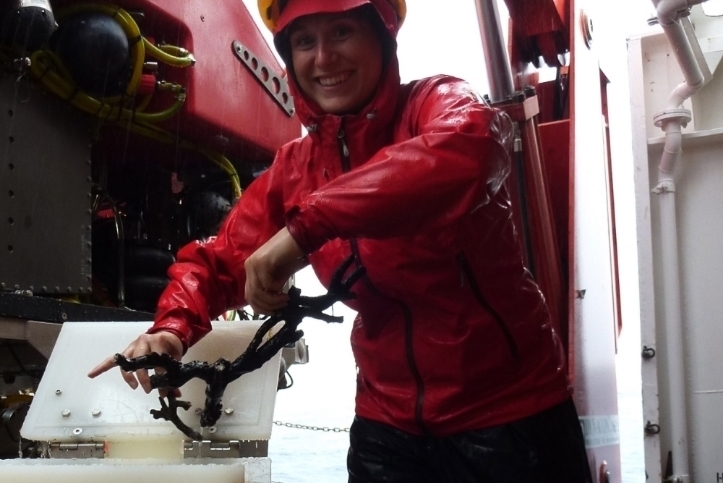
[149,53,571,436]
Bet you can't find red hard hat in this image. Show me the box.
[259,0,404,37]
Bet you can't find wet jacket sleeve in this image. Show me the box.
[286,77,514,254]
[147,154,288,350]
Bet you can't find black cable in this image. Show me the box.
[2,342,43,379]
[2,415,20,443]
[280,369,294,390]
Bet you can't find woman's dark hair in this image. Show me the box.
[274,4,396,68]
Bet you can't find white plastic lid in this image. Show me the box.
[21,320,281,444]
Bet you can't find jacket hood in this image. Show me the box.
[287,54,401,133]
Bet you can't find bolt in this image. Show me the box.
[224,408,234,416]
[61,312,68,321]
[62,410,71,418]
[91,409,101,417]
[55,390,62,396]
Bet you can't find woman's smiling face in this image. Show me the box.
[288,10,383,115]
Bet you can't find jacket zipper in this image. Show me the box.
[337,124,351,171]
[337,123,429,435]
[457,252,521,363]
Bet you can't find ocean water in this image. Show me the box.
[268,270,647,483]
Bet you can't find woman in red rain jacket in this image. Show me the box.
[92,1,592,481]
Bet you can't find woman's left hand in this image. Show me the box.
[244,227,307,315]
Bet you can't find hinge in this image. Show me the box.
[183,440,268,459]
[42,442,105,459]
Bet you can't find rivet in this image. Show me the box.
[208,426,217,433]
[62,410,71,418]
[55,390,62,396]
[194,408,203,415]
[73,428,83,435]
[224,408,234,416]
[91,409,101,417]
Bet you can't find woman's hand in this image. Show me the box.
[244,227,307,315]
[87,331,184,394]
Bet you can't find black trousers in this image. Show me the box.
[347,398,593,483]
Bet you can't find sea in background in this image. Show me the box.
[268,269,647,483]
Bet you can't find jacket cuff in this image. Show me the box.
[146,324,190,354]
[285,205,327,254]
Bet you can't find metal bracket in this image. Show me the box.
[42,442,105,459]
[183,439,268,459]
[232,41,295,117]
[652,180,676,195]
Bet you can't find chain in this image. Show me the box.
[273,421,350,433]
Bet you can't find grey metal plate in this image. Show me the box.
[0,73,92,293]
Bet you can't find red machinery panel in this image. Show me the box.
[52,0,300,162]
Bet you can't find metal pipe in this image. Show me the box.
[649,1,711,481]
[512,122,535,277]
[474,0,514,102]
[661,21,704,108]
[658,121,683,176]
[653,120,689,483]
